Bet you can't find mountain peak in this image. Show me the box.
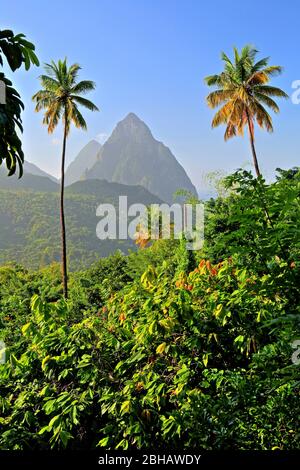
[112,113,153,141]
[85,114,197,203]
[124,112,142,122]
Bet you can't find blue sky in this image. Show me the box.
[1,0,300,188]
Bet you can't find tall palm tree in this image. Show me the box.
[33,59,99,298]
[205,46,288,177]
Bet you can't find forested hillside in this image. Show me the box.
[0,179,163,269]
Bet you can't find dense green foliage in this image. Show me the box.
[0,29,39,176]
[0,169,299,450]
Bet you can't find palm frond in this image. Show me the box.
[234,47,240,65]
[254,85,289,98]
[261,65,283,77]
[43,61,58,78]
[241,45,257,62]
[206,89,235,108]
[250,101,273,132]
[68,63,81,85]
[42,102,62,133]
[252,93,280,113]
[251,57,270,72]
[71,95,99,111]
[247,71,269,85]
[211,101,234,127]
[221,51,233,66]
[71,80,96,95]
[71,104,87,130]
[39,75,60,92]
[204,74,223,87]
[224,123,237,140]
[32,90,56,112]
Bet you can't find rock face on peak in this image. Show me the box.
[85,113,197,203]
[65,139,102,186]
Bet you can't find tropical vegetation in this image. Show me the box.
[0,169,299,449]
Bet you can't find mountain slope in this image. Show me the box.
[23,161,58,182]
[85,113,197,203]
[66,178,163,205]
[0,167,59,192]
[65,140,101,186]
[0,161,58,187]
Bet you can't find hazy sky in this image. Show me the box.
[1,0,300,188]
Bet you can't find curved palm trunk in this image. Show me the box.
[60,120,68,298]
[246,112,261,178]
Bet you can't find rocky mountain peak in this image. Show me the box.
[110,112,153,142]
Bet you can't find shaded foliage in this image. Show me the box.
[0,29,39,176]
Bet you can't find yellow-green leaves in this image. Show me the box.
[213,304,231,325]
[148,320,157,335]
[156,342,167,355]
[120,400,131,414]
[141,266,157,291]
[42,355,51,371]
[159,317,177,331]
[202,353,209,367]
[214,304,223,318]
[21,322,31,336]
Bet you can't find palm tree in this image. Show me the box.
[33,59,99,298]
[205,46,288,177]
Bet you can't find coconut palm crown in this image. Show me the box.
[205,46,288,176]
[32,59,98,135]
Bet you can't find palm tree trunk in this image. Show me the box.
[60,119,68,298]
[246,112,261,178]
[245,112,289,262]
